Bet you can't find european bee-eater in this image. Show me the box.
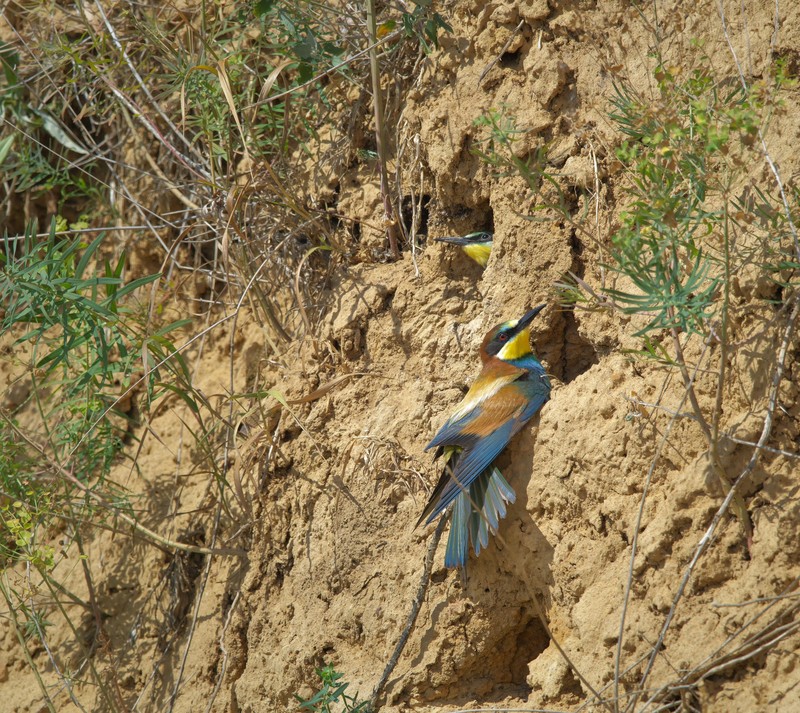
[417,305,551,569]
[435,232,493,267]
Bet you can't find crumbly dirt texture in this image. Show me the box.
[2,1,800,712]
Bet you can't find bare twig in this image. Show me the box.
[24,563,86,711]
[644,589,800,709]
[90,0,208,174]
[204,590,242,713]
[722,435,800,460]
[528,588,613,713]
[615,340,709,713]
[479,20,526,83]
[293,245,327,339]
[369,517,446,710]
[633,298,799,707]
[0,575,58,713]
[718,0,800,263]
[669,324,752,542]
[167,511,219,711]
[365,0,401,259]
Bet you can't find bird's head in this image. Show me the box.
[435,232,493,267]
[480,304,547,363]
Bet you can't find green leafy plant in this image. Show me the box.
[1,37,101,216]
[253,0,350,83]
[0,220,189,482]
[295,664,369,713]
[0,0,453,707]
[600,52,800,713]
[469,42,800,712]
[605,63,760,335]
[0,423,57,576]
[471,107,547,183]
[0,219,198,709]
[398,0,452,53]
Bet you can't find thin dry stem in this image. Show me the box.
[166,510,219,711]
[369,517,446,710]
[718,0,800,263]
[669,324,752,542]
[615,339,710,713]
[632,297,799,708]
[204,589,242,713]
[366,0,401,259]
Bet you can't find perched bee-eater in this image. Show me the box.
[417,305,551,569]
[435,231,493,267]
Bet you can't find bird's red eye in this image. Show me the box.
[498,333,508,342]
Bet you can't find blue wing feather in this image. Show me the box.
[518,390,549,423]
[422,373,551,525]
[474,467,515,557]
[445,491,471,568]
[443,465,517,567]
[426,411,479,451]
[420,356,552,571]
[423,419,515,524]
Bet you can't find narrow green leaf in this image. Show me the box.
[30,108,89,155]
[155,382,200,412]
[111,273,160,301]
[75,232,105,280]
[0,134,15,165]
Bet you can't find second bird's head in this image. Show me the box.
[435,232,493,267]
[480,305,547,364]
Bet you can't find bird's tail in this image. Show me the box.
[444,465,516,569]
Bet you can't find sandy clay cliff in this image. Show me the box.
[1,1,799,712]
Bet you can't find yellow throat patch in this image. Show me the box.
[497,327,532,361]
[462,242,491,267]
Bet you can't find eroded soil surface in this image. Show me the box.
[1,1,799,711]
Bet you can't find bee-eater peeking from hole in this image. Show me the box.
[435,231,493,267]
[417,305,551,570]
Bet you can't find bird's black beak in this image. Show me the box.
[435,236,471,247]
[512,304,547,335]
[434,232,492,246]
